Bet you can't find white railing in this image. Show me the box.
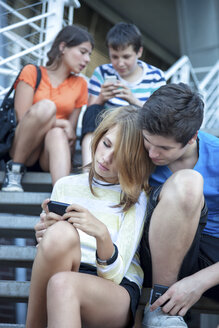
[0,0,80,97]
[165,55,200,90]
[199,60,219,130]
[164,55,219,131]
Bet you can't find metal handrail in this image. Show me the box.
[165,55,189,81]
[164,54,219,130]
[199,61,219,90]
[0,0,44,33]
[164,55,200,89]
[0,0,81,98]
[0,11,54,34]
[0,39,51,67]
[3,31,43,59]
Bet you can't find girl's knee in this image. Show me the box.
[28,99,56,123]
[46,126,66,140]
[47,272,78,301]
[40,221,79,260]
[48,272,68,295]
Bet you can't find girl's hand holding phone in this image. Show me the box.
[63,203,107,239]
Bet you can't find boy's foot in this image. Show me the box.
[1,160,26,192]
[142,304,188,328]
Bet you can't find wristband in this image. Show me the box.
[96,244,118,265]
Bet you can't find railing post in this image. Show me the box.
[43,0,65,65]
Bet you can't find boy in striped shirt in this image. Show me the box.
[81,22,165,166]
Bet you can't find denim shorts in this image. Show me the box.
[140,185,219,301]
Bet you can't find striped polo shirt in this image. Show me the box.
[88,60,166,108]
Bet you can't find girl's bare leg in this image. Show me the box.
[81,133,93,167]
[26,221,81,328]
[10,99,56,166]
[47,272,132,328]
[39,127,72,184]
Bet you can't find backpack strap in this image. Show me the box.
[33,64,42,91]
[1,64,42,107]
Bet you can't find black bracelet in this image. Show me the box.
[96,244,118,265]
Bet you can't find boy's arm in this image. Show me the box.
[150,262,219,316]
[88,93,105,106]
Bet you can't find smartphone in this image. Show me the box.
[105,75,117,83]
[151,284,169,305]
[48,200,70,216]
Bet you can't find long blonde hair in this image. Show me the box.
[89,106,154,211]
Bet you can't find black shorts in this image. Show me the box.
[140,185,219,302]
[79,263,140,327]
[3,153,43,172]
[81,104,104,142]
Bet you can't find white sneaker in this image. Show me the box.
[1,160,26,192]
[142,304,188,328]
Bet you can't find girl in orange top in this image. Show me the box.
[1,25,94,192]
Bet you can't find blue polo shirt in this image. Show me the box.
[149,131,219,237]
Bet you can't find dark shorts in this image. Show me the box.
[3,153,43,172]
[79,263,140,327]
[140,185,219,301]
[81,104,105,142]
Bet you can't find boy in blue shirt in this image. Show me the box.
[138,83,219,328]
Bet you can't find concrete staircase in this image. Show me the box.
[0,171,52,327]
[0,170,219,327]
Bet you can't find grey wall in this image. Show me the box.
[82,0,219,68]
[177,0,219,67]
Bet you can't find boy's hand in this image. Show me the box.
[113,82,143,107]
[98,81,118,102]
[150,276,203,316]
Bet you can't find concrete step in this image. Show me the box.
[0,245,36,267]
[0,325,25,328]
[0,171,52,193]
[0,213,38,238]
[140,288,219,315]
[0,191,50,215]
[0,280,29,302]
[0,191,50,203]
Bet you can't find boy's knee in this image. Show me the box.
[161,169,204,211]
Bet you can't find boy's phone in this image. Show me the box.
[105,75,117,83]
[48,200,70,216]
[151,284,169,305]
